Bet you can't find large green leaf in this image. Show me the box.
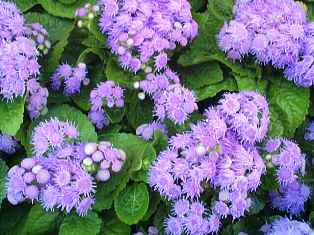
[0,97,25,136]
[14,0,38,12]
[268,77,310,137]
[20,205,59,235]
[178,0,233,66]
[0,159,8,207]
[59,212,102,235]
[25,12,73,45]
[114,183,149,225]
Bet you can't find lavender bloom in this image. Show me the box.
[270,181,310,215]
[82,141,127,182]
[264,138,305,185]
[136,121,167,141]
[133,226,158,235]
[99,0,198,73]
[218,0,306,68]
[218,91,269,143]
[50,63,89,96]
[149,91,269,233]
[260,217,313,235]
[153,84,198,124]
[26,23,50,56]
[166,200,210,235]
[0,133,18,154]
[0,1,25,41]
[305,121,314,141]
[31,118,79,156]
[26,79,49,120]
[88,81,124,129]
[0,36,39,100]
[75,3,100,28]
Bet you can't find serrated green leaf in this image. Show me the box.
[25,12,73,45]
[105,58,135,87]
[268,77,310,137]
[0,97,25,136]
[21,204,59,235]
[59,212,102,235]
[0,159,8,207]
[182,62,223,89]
[114,183,149,225]
[101,216,131,235]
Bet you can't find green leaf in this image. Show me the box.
[114,183,149,225]
[38,0,96,19]
[182,62,223,89]
[14,0,38,12]
[178,0,233,66]
[248,197,265,215]
[21,204,59,235]
[106,58,137,87]
[0,159,8,207]
[126,91,153,129]
[101,215,131,235]
[104,133,156,172]
[25,12,73,45]
[0,97,25,136]
[196,78,237,101]
[268,77,310,137]
[59,212,102,235]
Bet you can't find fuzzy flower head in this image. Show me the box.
[136,121,167,141]
[99,0,198,73]
[260,217,314,235]
[218,91,269,143]
[264,138,305,185]
[31,118,79,156]
[0,133,18,154]
[269,181,310,215]
[305,121,314,141]
[0,36,40,100]
[153,84,197,124]
[218,0,307,68]
[0,1,25,41]
[88,81,124,129]
[25,23,50,56]
[26,79,49,120]
[50,63,89,96]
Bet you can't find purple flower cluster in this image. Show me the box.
[25,23,51,56]
[88,81,124,129]
[260,217,313,235]
[7,118,127,216]
[82,141,126,182]
[6,156,96,216]
[264,138,310,215]
[149,91,268,234]
[26,79,49,120]
[0,2,40,100]
[0,133,18,154]
[305,121,314,141]
[218,0,306,68]
[165,200,219,235]
[99,0,197,73]
[50,63,89,96]
[136,121,167,141]
[98,0,198,124]
[133,226,158,235]
[31,118,79,156]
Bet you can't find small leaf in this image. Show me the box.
[101,215,131,235]
[59,212,102,235]
[106,58,135,87]
[114,183,149,225]
[0,97,25,136]
[0,159,8,207]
